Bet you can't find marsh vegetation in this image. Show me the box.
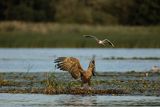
[0,72,160,96]
[0,21,160,48]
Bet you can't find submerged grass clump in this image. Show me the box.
[0,79,16,86]
[43,72,64,94]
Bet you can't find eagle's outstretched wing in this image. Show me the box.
[54,57,84,79]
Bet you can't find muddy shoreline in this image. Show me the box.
[0,72,160,96]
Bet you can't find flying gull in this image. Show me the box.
[83,35,115,47]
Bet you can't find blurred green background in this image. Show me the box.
[0,0,160,48]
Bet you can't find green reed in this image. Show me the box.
[0,21,160,48]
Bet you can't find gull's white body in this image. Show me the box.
[98,40,103,44]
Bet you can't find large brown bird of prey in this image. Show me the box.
[54,56,96,87]
[83,35,115,47]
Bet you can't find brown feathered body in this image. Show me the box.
[54,57,95,86]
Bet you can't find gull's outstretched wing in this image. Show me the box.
[54,57,84,79]
[83,35,99,42]
[102,38,115,47]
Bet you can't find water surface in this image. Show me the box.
[0,93,160,107]
[0,48,160,72]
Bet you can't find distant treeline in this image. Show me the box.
[0,0,160,25]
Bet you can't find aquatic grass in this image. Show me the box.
[43,72,66,94]
[0,80,14,86]
[0,72,160,95]
[0,21,160,48]
[42,72,127,95]
[65,88,127,95]
[0,79,21,86]
[43,72,86,94]
[43,72,57,94]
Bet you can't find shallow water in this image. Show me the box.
[0,48,160,72]
[0,93,160,107]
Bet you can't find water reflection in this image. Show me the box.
[0,93,160,107]
[56,95,97,106]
